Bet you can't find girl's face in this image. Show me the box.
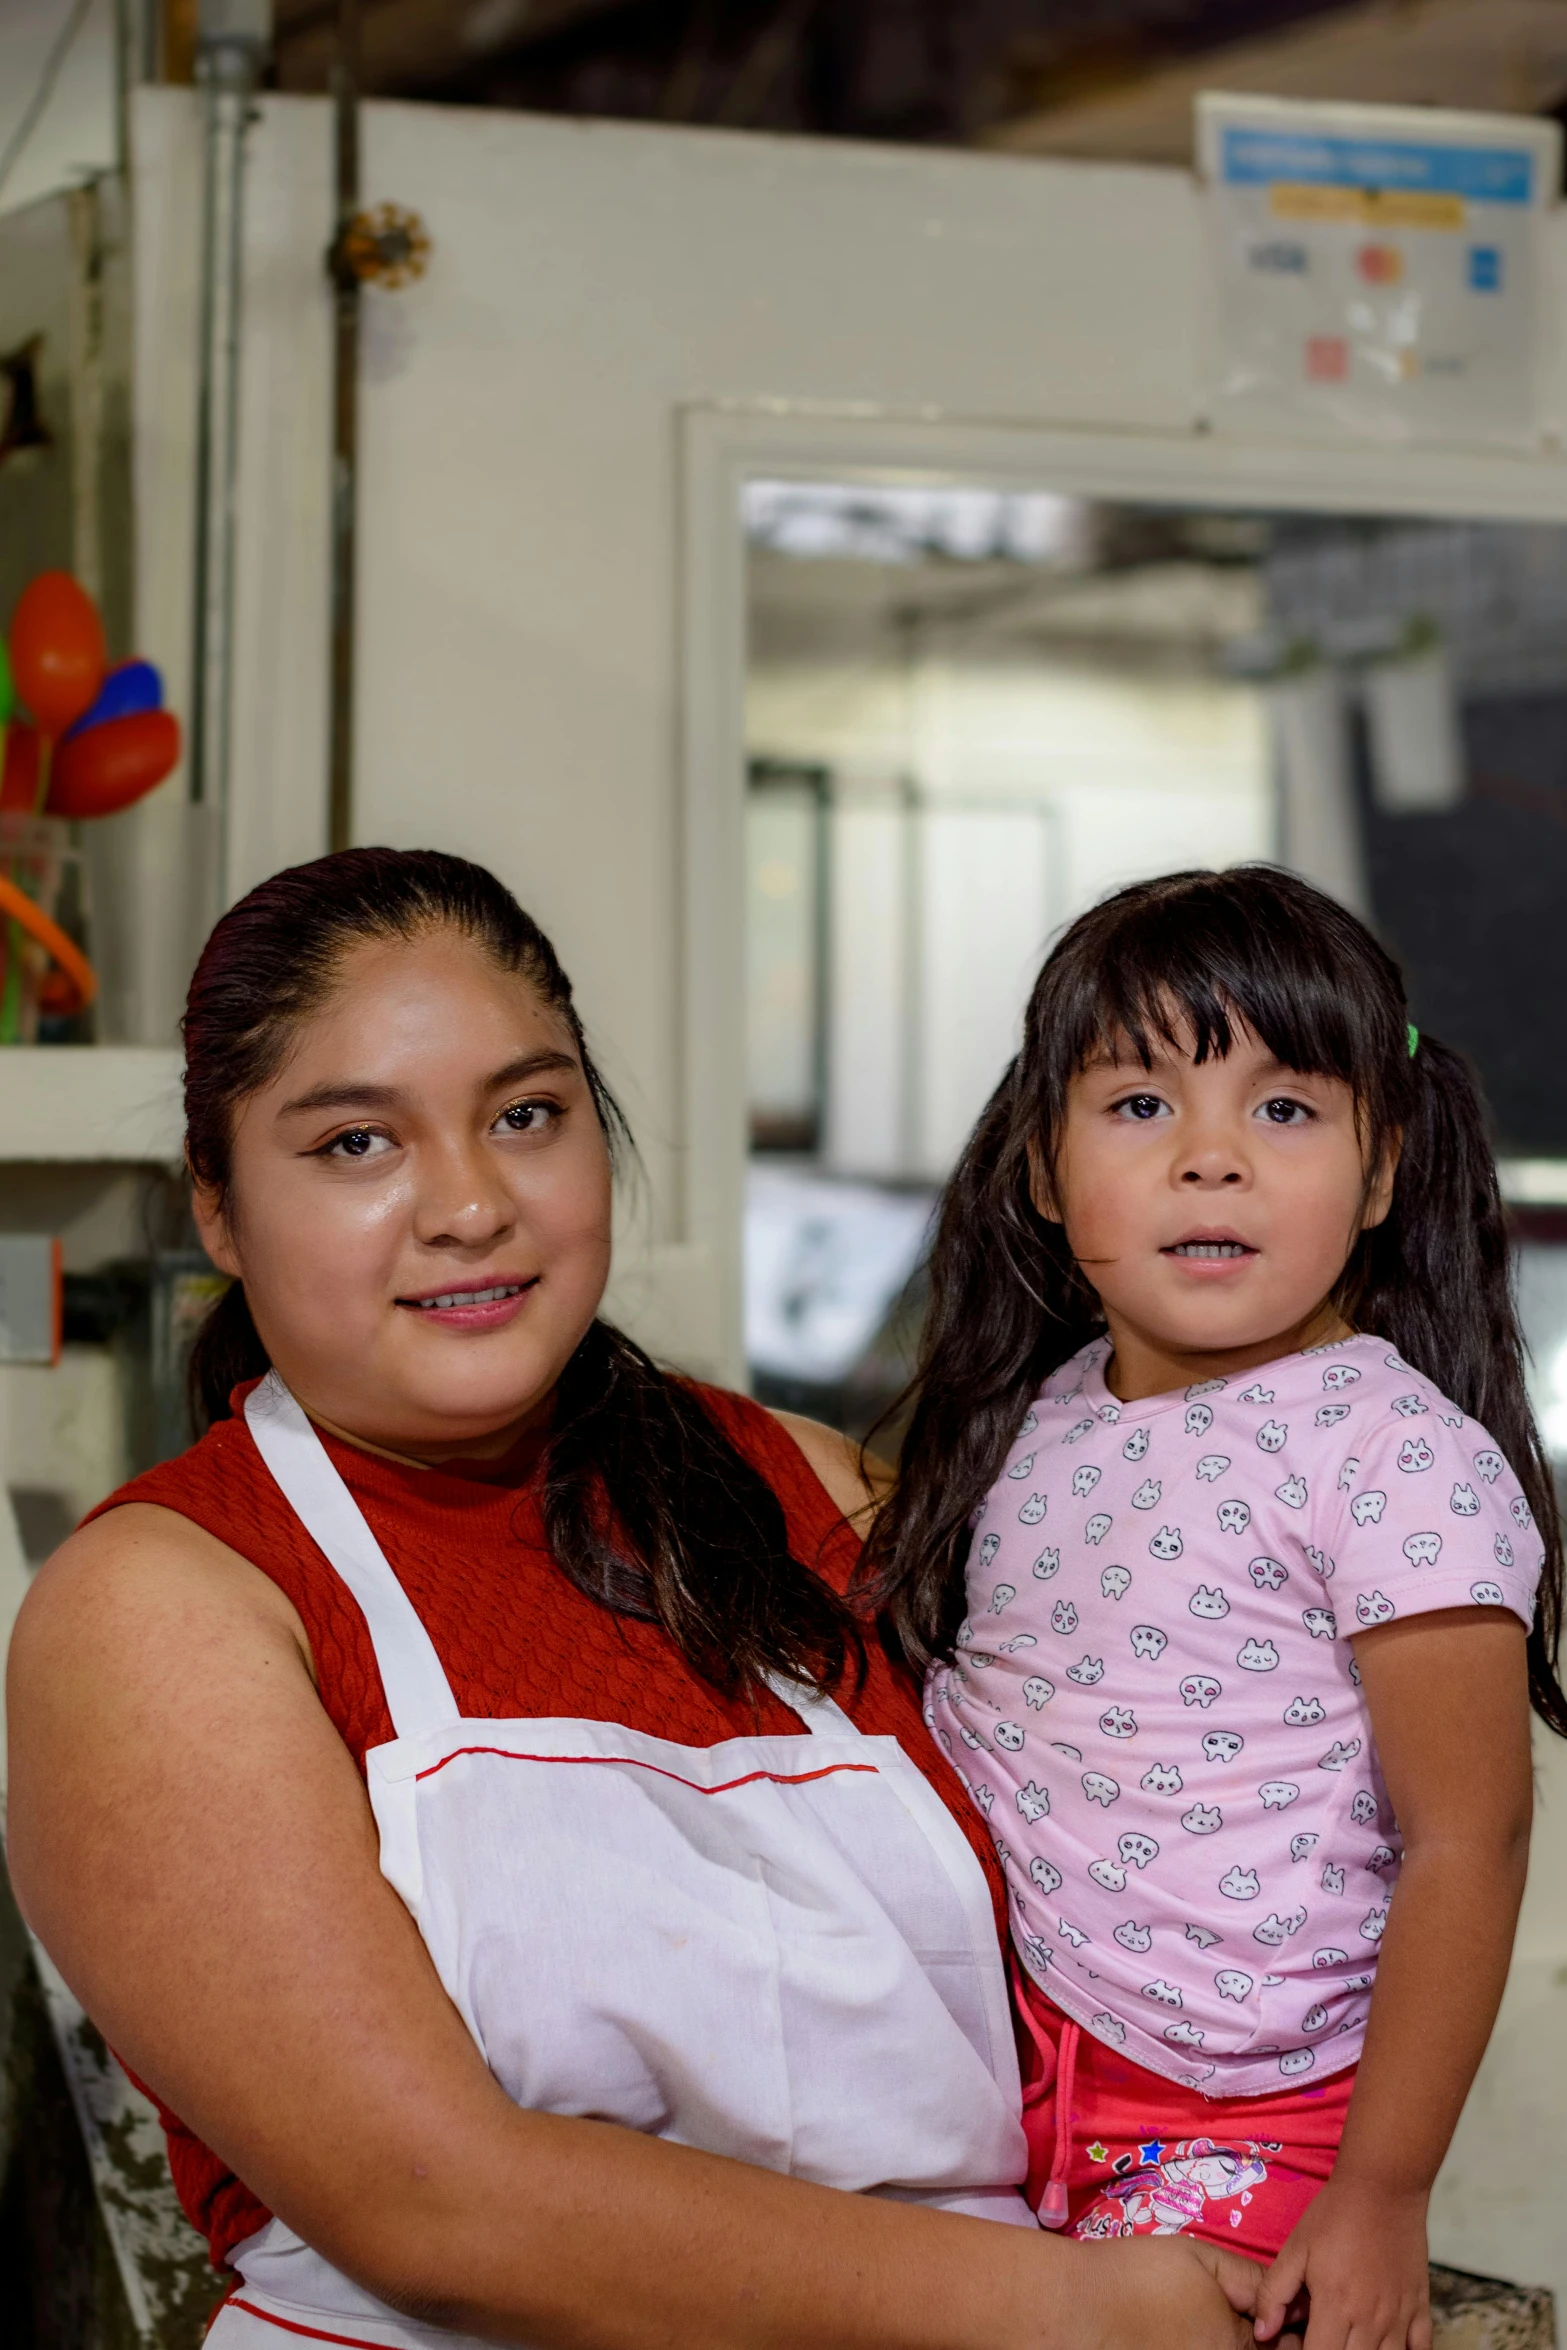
[193,929,614,1461]
[1034,1015,1396,1396]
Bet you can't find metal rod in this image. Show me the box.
[188,0,269,909]
[327,0,360,854]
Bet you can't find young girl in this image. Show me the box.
[865,866,1566,2350]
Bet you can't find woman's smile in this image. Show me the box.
[394,1274,540,1331]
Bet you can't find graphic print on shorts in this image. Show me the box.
[927,1334,1542,2095]
[1074,2135,1277,2240]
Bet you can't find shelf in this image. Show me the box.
[0,1048,183,1163]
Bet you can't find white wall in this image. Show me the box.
[0,0,118,222]
[125,87,1567,2296]
[128,83,1215,1362]
[129,84,1567,1330]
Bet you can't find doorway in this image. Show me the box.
[736,473,1567,1462]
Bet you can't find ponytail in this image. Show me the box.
[854,1069,1100,1671]
[860,865,1567,1736]
[1345,1035,1567,1734]
[545,1320,863,1696]
[187,1280,269,1434]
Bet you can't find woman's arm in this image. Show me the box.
[8,1506,1260,2350]
[1255,1606,1533,2350]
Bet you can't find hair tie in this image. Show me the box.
[1407,1024,1420,1058]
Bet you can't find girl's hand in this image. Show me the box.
[1064,2234,1269,2350]
[1255,2181,1430,2350]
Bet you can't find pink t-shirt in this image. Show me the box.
[925,1333,1542,2099]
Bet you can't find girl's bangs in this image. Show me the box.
[1060,878,1385,1088]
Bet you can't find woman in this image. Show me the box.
[8,850,1259,2350]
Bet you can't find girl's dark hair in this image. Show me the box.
[185,846,860,1703]
[860,864,1567,1736]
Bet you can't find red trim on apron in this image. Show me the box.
[225,2301,409,2350]
[412,1746,882,1792]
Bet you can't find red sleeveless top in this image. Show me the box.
[90,1381,1004,2269]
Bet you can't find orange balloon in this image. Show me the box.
[10,571,107,736]
[48,707,180,818]
[0,720,41,812]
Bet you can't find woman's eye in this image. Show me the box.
[1259,1097,1312,1126]
[1113,1094,1168,1122]
[494,1099,557,1136]
[324,1126,391,1160]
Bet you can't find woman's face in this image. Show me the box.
[193,928,614,1459]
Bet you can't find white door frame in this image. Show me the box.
[682,399,1567,1383]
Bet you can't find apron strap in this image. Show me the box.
[762,1673,862,1739]
[244,1373,462,1742]
[245,1373,859,1747]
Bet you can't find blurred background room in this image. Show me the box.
[6,0,1567,2340]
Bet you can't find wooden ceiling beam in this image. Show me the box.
[990,0,1567,167]
[274,0,638,94]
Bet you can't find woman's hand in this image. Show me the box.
[1062,2234,1270,2350]
[1255,2180,1429,2350]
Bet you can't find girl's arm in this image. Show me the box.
[1256,1606,1533,2350]
[7,1505,1261,2350]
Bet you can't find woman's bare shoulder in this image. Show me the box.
[765,1410,894,1529]
[12,1500,311,1704]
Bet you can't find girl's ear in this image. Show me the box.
[1360,1130,1403,1233]
[1026,1134,1063,1225]
[189,1159,242,1278]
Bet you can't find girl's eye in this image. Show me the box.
[323,1126,391,1161]
[1259,1097,1313,1126]
[1113,1094,1169,1122]
[494,1099,558,1137]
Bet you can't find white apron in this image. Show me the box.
[210,1373,1031,2350]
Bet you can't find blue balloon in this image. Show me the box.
[66,658,162,738]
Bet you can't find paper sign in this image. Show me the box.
[1198,93,1561,446]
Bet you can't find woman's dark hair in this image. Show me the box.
[860,864,1567,1736]
[185,846,860,1703]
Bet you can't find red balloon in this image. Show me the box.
[10,571,107,737]
[0,721,41,812]
[49,707,180,819]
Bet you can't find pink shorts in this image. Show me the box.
[1015,1970,1354,2261]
